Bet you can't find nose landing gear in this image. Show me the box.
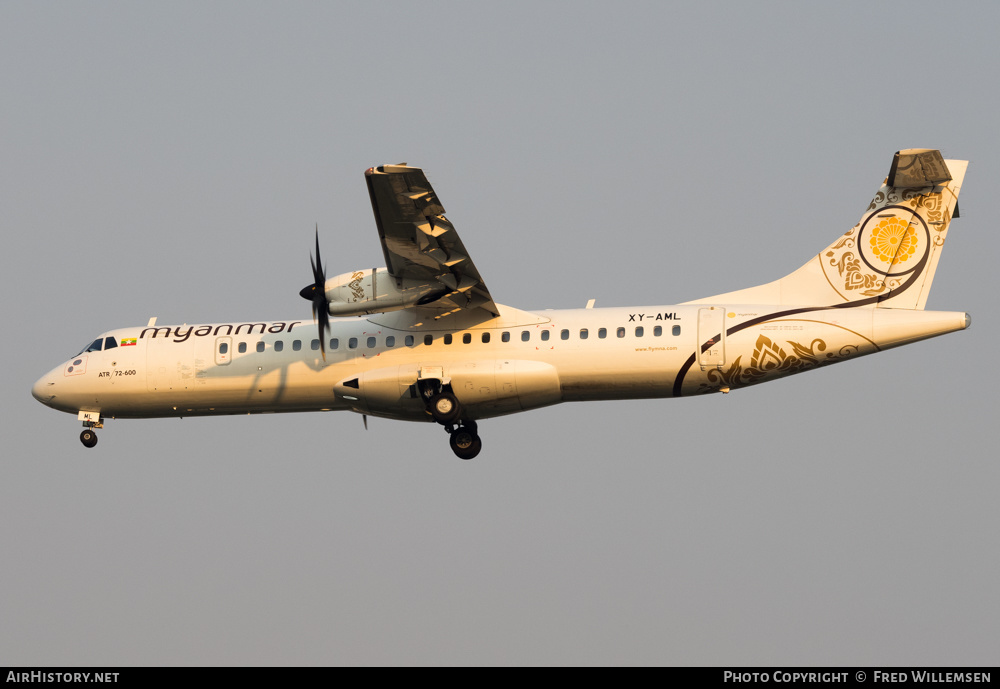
[78,411,103,448]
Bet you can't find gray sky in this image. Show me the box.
[2,1,997,666]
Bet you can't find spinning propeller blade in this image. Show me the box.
[299,226,330,360]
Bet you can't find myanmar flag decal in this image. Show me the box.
[121,338,137,346]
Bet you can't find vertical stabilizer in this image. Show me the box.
[686,150,966,309]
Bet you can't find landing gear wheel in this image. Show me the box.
[450,428,482,460]
[80,429,98,448]
[429,392,462,424]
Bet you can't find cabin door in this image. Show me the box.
[698,307,726,369]
[145,336,181,393]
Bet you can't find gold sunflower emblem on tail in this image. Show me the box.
[869,217,918,265]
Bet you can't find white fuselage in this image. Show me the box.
[32,303,969,423]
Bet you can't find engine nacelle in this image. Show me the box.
[326,268,446,316]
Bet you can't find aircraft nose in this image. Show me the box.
[32,371,56,404]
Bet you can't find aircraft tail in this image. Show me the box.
[687,149,967,309]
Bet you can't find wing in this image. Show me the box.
[365,164,500,322]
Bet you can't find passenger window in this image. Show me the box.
[481,332,490,343]
[653,326,662,337]
[521,331,530,342]
[444,334,453,345]
[424,334,433,346]
[386,336,395,347]
[561,329,569,340]
[617,327,626,338]
[541,330,550,341]
[330,338,339,350]
[293,340,302,351]
[673,325,681,336]
[502,331,510,342]
[274,341,283,352]
[349,337,358,349]
[463,333,471,344]
[580,328,589,340]
[104,337,117,350]
[598,328,607,339]
[405,335,415,347]
[367,337,376,348]
[311,339,319,350]
[256,341,265,353]
[635,326,644,337]
[239,342,248,354]
[219,342,229,354]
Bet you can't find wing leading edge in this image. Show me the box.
[365,164,499,322]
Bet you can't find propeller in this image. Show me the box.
[299,226,330,360]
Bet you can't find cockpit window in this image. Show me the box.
[76,338,104,355]
[104,337,118,350]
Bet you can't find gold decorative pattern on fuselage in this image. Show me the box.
[697,334,862,393]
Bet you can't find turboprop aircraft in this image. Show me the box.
[32,149,970,459]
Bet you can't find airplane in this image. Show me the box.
[32,149,970,459]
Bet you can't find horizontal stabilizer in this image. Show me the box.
[888,149,952,188]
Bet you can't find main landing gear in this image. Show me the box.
[428,391,462,425]
[418,382,483,460]
[446,420,481,460]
